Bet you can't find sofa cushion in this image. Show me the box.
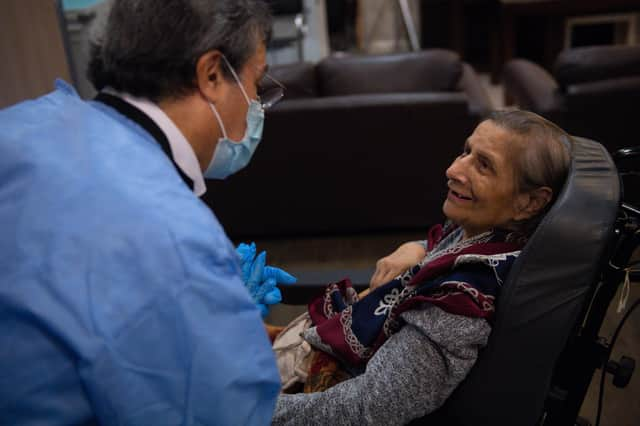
[264,61,318,100]
[554,45,640,87]
[316,49,463,96]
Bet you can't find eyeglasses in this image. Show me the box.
[220,54,286,110]
[258,72,285,110]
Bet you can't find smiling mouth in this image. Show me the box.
[450,190,473,201]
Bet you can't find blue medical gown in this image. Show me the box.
[0,81,280,425]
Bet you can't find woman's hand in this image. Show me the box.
[369,242,427,290]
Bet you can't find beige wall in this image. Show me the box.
[0,0,72,109]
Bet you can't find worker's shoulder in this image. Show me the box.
[0,82,83,123]
[0,87,237,266]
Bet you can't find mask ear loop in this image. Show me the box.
[209,102,228,139]
[207,54,253,144]
[220,54,251,106]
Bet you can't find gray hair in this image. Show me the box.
[487,109,572,231]
[88,0,272,101]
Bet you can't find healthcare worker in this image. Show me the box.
[0,1,292,424]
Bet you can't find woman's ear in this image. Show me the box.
[514,186,553,221]
[195,50,225,102]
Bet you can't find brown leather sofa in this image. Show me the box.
[203,50,493,238]
[503,44,640,153]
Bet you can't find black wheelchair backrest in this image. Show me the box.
[430,137,620,425]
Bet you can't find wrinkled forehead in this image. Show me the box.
[471,120,523,166]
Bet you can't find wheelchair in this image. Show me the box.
[418,138,639,426]
[280,137,638,426]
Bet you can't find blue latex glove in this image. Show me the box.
[236,242,257,283]
[236,242,297,317]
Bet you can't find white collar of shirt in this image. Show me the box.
[104,89,207,197]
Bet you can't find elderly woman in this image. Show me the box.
[270,110,572,425]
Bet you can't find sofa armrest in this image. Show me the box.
[456,62,493,119]
[503,59,562,114]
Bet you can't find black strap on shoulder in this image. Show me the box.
[94,92,194,190]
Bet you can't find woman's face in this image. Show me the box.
[443,120,526,239]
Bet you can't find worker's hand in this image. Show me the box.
[236,242,297,317]
[236,242,257,283]
[247,252,297,317]
[369,242,427,291]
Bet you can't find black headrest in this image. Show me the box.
[435,137,620,425]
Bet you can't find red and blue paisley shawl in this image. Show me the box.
[305,223,527,367]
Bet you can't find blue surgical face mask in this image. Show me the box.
[204,57,265,180]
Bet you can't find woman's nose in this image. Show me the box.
[446,156,467,183]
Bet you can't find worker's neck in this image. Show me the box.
[158,94,218,172]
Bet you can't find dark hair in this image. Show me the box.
[486,109,572,231]
[88,0,272,101]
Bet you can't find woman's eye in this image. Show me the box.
[478,158,491,172]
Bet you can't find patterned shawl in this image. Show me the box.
[304,223,527,368]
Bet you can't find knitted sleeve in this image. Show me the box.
[272,305,491,426]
